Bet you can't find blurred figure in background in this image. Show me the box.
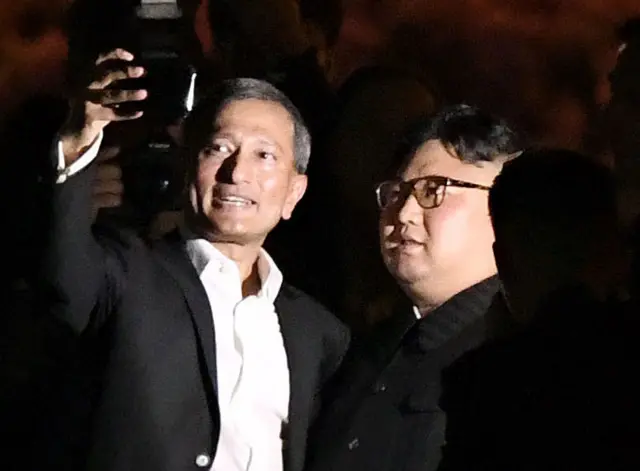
[607,16,640,227]
[604,16,640,298]
[441,149,635,471]
[206,0,343,134]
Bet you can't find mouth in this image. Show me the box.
[385,238,425,252]
[212,195,256,208]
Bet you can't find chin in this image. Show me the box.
[386,258,429,285]
[206,220,250,241]
[202,227,253,245]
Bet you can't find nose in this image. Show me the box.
[217,148,252,184]
[396,193,424,226]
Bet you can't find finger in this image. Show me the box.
[90,66,145,90]
[93,180,125,196]
[85,105,144,122]
[96,147,121,162]
[87,88,147,106]
[95,162,122,180]
[96,49,134,66]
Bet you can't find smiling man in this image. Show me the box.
[305,105,521,471]
[40,49,348,471]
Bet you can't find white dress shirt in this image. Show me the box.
[57,135,291,471]
[185,237,290,471]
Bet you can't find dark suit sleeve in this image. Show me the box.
[40,149,132,334]
[320,314,351,386]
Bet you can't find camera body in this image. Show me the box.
[104,0,198,226]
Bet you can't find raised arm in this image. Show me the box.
[41,49,147,334]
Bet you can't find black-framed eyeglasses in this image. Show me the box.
[375,175,491,210]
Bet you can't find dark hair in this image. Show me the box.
[299,0,344,48]
[617,16,640,44]
[183,78,311,173]
[395,104,521,172]
[489,148,617,261]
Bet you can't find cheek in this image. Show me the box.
[427,202,494,253]
[423,202,482,251]
[190,163,218,210]
[422,205,460,238]
[195,163,219,193]
[379,211,397,242]
[259,175,290,209]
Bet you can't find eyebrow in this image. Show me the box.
[210,129,283,149]
[255,136,283,152]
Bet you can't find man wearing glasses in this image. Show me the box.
[304,105,521,471]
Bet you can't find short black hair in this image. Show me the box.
[183,78,311,173]
[395,104,521,172]
[489,148,617,262]
[617,16,640,44]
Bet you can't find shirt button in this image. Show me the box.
[195,453,211,468]
[347,437,360,450]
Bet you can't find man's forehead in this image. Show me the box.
[215,99,292,122]
[210,99,294,141]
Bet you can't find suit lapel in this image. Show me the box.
[154,231,218,396]
[275,285,312,471]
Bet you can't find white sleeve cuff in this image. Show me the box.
[56,131,104,184]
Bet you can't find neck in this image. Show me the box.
[406,271,497,316]
[213,241,263,297]
[185,216,265,296]
[411,297,442,317]
[405,281,454,317]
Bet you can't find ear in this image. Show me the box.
[281,174,308,220]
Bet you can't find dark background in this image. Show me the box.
[1,0,639,150]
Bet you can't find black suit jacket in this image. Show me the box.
[39,159,349,471]
[304,277,500,471]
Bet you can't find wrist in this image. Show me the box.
[59,122,103,164]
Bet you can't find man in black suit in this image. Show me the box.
[304,105,521,471]
[40,49,349,471]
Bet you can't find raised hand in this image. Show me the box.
[60,48,147,165]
